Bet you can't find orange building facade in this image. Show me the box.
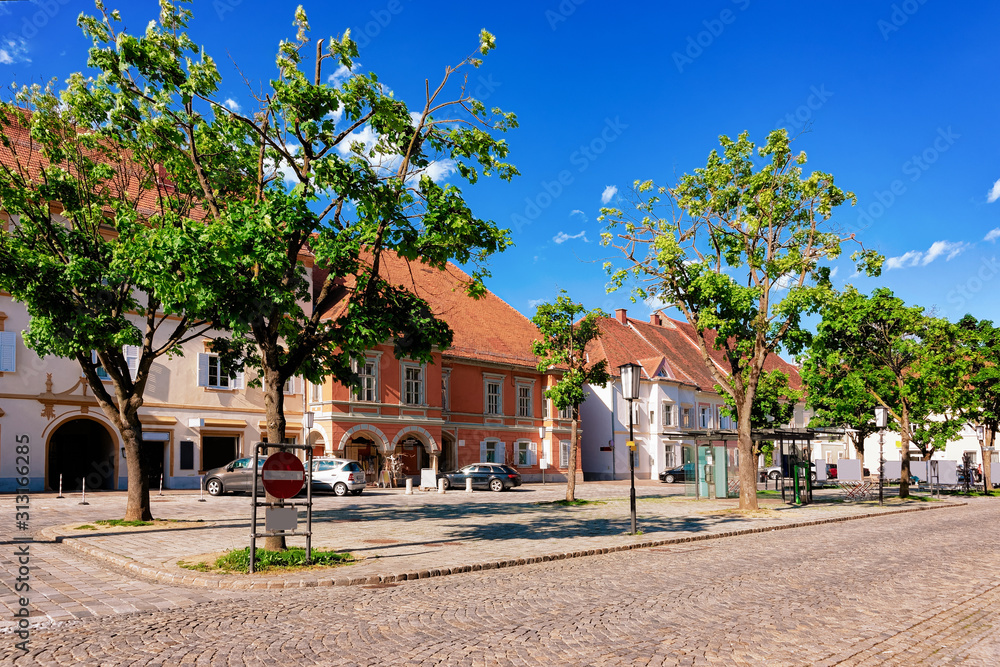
[305,257,579,484]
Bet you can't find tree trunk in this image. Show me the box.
[119,410,153,521]
[899,409,911,499]
[262,368,288,551]
[566,416,578,502]
[983,427,994,494]
[737,401,758,511]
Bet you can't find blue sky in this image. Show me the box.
[3,0,1000,328]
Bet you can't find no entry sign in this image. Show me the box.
[261,451,305,499]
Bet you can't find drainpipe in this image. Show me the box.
[610,384,617,481]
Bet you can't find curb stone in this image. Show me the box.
[38,501,965,591]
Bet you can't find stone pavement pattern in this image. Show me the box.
[3,494,998,665]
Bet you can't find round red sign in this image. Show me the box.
[261,451,305,499]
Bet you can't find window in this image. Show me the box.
[664,444,676,468]
[311,381,322,403]
[404,365,423,405]
[442,372,450,411]
[486,380,502,415]
[283,376,300,395]
[700,406,710,429]
[560,440,571,468]
[516,440,536,466]
[518,385,532,418]
[542,396,550,419]
[661,402,673,428]
[558,406,572,420]
[481,439,505,464]
[92,350,110,380]
[0,331,16,373]
[354,358,378,402]
[197,353,244,390]
[681,407,692,428]
[720,413,731,429]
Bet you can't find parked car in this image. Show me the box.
[204,457,265,496]
[758,463,817,482]
[658,464,691,484]
[438,463,521,492]
[311,457,366,496]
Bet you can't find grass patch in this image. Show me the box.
[756,490,781,497]
[95,519,153,527]
[178,560,212,572]
[74,524,98,530]
[537,499,607,507]
[213,547,354,574]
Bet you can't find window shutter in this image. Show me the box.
[497,442,506,465]
[479,441,487,463]
[234,369,245,390]
[0,331,16,372]
[197,353,209,387]
[529,442,537,466]
[124,345,140,381]
[560,440,570,468]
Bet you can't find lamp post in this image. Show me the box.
[874,405,888,506]
[619,362,641,535]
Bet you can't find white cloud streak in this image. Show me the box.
[985,228,1000,243]
[886,240,970,269]
[0,37,29,65]
[553,230,588,244]
[988,179,1000,203]
[601,185,618,204]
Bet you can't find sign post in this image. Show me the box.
[249,443,313,574]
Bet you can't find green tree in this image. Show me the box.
[719,369,801,470]
[531,292,610,501]
[72,2,517,548]
[801,359,880,470]
[0,96,221,520]
[601,130,880,509]
[807,287,965,497]
[954,315,1000,492]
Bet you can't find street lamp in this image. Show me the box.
[976,425,987,494]
[874,405,888,506]
[619,362,641,535]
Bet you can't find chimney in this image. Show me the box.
[650,313,662,326]
[615,308,627,325]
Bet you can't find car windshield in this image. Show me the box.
[344,462,362,472]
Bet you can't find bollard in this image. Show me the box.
[405,478,413,495]
[158,473,164,496]
[79,477,89,505]
[466,477,473,493]
[438,478,446,494]
[198,475,206,502]
[57,473,64,499]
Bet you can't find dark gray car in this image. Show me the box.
[439,464,522,492]
[204,457,265,495]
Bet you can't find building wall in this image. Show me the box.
[0,295,303,492]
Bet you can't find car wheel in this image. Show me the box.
[441,478,451,491]
[768,471,780,481]
[333,482,348,496]
[810,472,817,482]
[350,489,363,496]
[206,478,223,496]
[665,474,676,484]
[489,478,504,492]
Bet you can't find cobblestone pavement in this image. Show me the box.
[2,496,997,665]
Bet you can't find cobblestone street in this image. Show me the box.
[1,485,997,665]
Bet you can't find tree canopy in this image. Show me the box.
[601,129,880,509]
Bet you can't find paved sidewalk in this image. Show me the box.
[22,481,963,599]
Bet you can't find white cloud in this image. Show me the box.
[773,274,796,291]
[886,250,923,270]
[553,230,588,244]
[601,185,618,204]
[886,240,969,270]
[528,299,545,309]
[224,98,241,112]
[988,179,1000,203]
[570,209,587,222]
[985,228,1000,243]
[327,63,357,87]
[922,240,968,264]
[420,159,457,183]
[829,266,839,278]
[0,37,30,65]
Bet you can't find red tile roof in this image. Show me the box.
[318,252,543,368]
[587,310,802,391]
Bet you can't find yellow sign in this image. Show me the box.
[627,440,636,450]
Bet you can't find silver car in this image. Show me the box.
[311,458,366,496]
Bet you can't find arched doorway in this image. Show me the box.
[440,432,457,472]
[47,418,117,491]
